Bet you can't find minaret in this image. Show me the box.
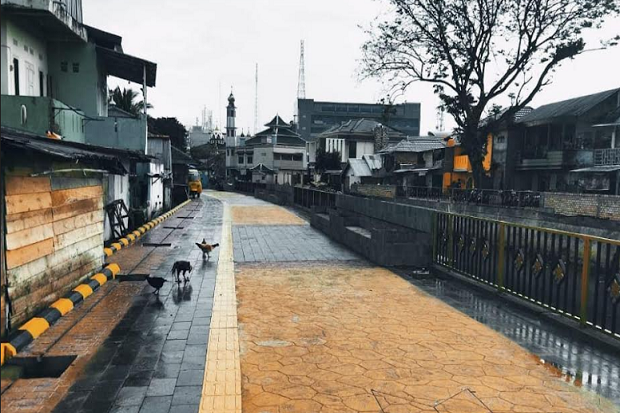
[226,90,236,138]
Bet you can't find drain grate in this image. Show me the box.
[117,274,149,282]
[163,226,184,230]
[1,355,77,379]
[176,216,195,219]
[142,243,172,247]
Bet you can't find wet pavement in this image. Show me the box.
[0,196,223,413]
[51,196,223,413]
[223,192,620,413]
[3,190,620,413]
[398,271,620,406]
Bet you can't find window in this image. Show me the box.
[247,156,253,164]
[238,156,244,164]
[293,154,303,161]
[39,71,44,96]
[348,141,357,159]
[61,61,68,72]
[47,75,53,98]
[12,38,18,46]
[20,104,27,125]
[496,135,505,144]
[72,63,80,73]
[13,58,20,96]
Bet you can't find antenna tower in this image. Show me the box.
[436,106,445,132]
[254,63,259,135]
[297,40,306,99]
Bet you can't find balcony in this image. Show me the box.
[594,148,620,166]
[1,95,85,142]
[516,149,593,170]
[453,155,471,172]
[85,115,148,152]
[1,0,87,41]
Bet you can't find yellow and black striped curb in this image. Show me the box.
[1,263,121,366]
[104,200,192,257]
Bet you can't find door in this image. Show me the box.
[26,62,35,96]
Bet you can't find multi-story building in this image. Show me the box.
[1,0,166,218]
[318,118,404,165]
[512,88,620,193]
[297,98,421,165]
[227,115,306,185]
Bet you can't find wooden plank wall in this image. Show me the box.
[3,174,104,328]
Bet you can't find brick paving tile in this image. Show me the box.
[231,205,306,226]
[235,262,619,413]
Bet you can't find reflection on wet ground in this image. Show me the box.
[399,271,620,406]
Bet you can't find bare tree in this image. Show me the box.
[362,0,619,185]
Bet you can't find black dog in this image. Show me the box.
[171,261,193,283]
[146,276,167,294]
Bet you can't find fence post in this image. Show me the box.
[447,215,454,266]
[497,223,506,291]
[580,237,591,326]
[431,212,438,263]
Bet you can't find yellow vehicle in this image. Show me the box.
[188,169,202,199]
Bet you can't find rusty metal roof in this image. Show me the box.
[0,127,155,174]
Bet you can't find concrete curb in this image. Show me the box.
[104,199,192,257]
[1,263,121,366]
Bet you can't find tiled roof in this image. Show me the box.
[382,136,446,153]
[319,119,403,137]
[264,115,291,128]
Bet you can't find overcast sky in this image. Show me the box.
[84,0,620,135]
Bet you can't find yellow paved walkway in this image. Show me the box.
[203,193,618,413]
[237,263,617,413]
[200,205,242,413]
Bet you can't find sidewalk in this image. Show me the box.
[222,193,619,413]
[1,197,221,413]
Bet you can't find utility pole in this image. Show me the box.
[254,63,259,136]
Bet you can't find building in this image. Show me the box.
[0,127,152,331]
[379,135,448,189]
[297,98,421,165]
[0,0,168,219]
[318,119,404,165]
[227,115,306,185]
[512,88,620,193]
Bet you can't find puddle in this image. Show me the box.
[1,355,76,380]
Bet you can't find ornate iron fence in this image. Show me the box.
[293,187,337,209]
[433,212,620,337]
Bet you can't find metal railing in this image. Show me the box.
[594,148,620,166]
[433,212,620,337]
[233,181,266,193]
[397,186,543,208]
[293,186,337,210]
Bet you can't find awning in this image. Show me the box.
[1,127,131,174]
[96,46,157,87]
[570,165,620,173]
[250,163,274,174]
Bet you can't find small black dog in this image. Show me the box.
[146,276,167,294]
[171,261,193,283]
